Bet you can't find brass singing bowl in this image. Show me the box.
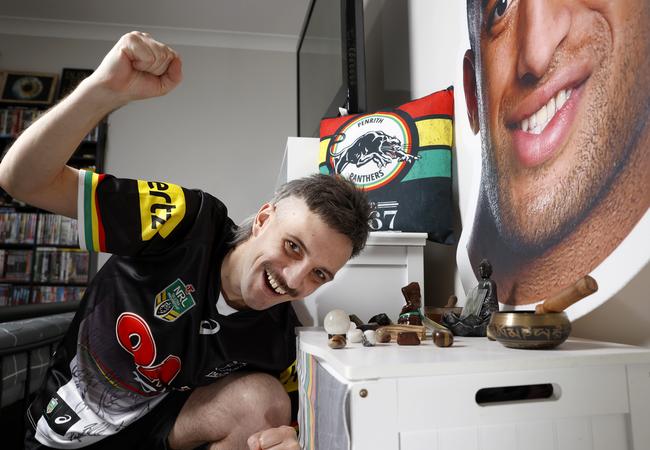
[487,311,571,350]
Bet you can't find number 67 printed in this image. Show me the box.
[368,209,398,230]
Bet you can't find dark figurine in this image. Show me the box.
[442,259,499,337]
[397,281,424,326]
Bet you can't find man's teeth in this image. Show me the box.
[520,88,572,134]
[266,270,287,295]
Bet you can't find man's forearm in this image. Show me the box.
[0,79,116,212]
[0,31,182,218]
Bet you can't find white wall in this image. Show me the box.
[0,33,295,225]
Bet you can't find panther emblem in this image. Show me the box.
[330,130,420,174]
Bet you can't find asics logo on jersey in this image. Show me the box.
[199,319,221,335]
[54,415,72,424]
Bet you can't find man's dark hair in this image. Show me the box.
[466,0,481,53]
[231,174,370,258]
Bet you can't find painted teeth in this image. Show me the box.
[520,88,572,134]
[266,270,287,295]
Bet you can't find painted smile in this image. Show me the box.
[517,88,572,135]
[507,62,590,168]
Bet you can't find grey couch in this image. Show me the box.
[0,307,76,446]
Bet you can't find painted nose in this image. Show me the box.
[516,0,571,82]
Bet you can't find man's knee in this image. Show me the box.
[231,372,291,427]
[168,372,290,450]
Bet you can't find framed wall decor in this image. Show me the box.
[0,71,58,105]
[57,68,93,100]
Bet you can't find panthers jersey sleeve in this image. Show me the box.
[76,169,204,255]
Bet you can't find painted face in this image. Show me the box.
[238,196,353,310]
[477,0,650,253]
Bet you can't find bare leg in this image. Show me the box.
[167,372,291,450]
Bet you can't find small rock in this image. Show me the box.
[328,334,347,349]
[362,330,376,347]
[347,328,363,343]
[397,331,420,346]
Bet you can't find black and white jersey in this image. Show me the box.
[28,170,300,448]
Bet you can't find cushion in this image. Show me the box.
[319,87,454,243]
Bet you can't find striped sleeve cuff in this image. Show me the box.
[77,169,106,252]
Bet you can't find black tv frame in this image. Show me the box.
[296,0,367,137]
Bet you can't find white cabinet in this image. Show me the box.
[297,329,650,450]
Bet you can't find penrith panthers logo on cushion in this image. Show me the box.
[327,112,418,190]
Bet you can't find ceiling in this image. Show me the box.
[0,0,312,51]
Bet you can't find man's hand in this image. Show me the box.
[247,426,299,450]
[89,31,183,107]
[0,31,182,218]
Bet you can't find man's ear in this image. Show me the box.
[463,49,480,135]
[252,203,274,237]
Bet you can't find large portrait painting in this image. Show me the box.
[457,0,650,319]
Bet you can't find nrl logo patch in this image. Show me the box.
[154,279,196,322]
[46,397,58,415]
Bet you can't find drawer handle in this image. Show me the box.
[475,383,556,406]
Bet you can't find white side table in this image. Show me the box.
[297,328,650,450]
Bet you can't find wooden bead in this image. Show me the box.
[433,330,453,347]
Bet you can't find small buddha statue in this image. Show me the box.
[442,259,499,336]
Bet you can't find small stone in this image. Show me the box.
[358,323,379,332]
[349,314,364,327]
[432,330,454,347]
[347,328,363,343]
[324,309,351,335]
[368,313,392,326]
[328,334,347,349]
[362,330,376,347]
[397,331,420,346]
[375,328,392,343]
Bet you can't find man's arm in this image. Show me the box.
[0,31,182,218]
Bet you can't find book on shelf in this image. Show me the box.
[1,249,32,281]
[1,107,100,141]
[0,284,31,306]
[31,286,85,304]
[36,214,79,246]
[0,108,44,138]
[34,248,89,284]
[0,211,37,243]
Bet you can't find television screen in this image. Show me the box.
[297,0,365,137]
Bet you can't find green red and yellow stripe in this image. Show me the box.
[80,170,106,252]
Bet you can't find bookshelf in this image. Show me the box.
[0,105,106,313]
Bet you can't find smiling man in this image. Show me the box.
[463,0,650,305]
[0,32,370,450]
